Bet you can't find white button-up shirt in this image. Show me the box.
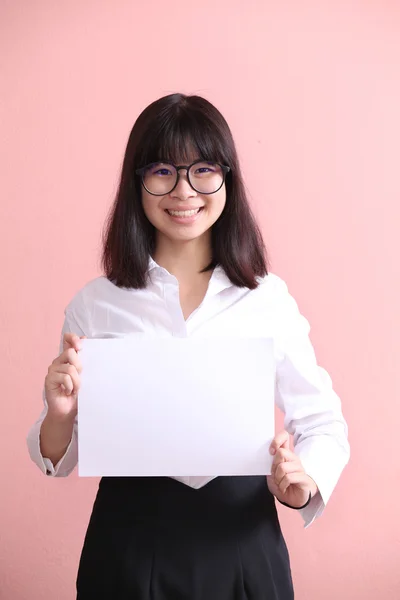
[27,260,350,527]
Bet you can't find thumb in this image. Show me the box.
[270,430,290,455]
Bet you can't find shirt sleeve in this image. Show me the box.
[26,296,89,477]
[273,277,350,528]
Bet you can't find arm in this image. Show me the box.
[40,411,76,468]
[273,278,350,527]
[27,305,88,477]
[27,401,79,477]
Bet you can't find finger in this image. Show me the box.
[63,333,83,352]
[271,448,295,476]
[275,460,303,486]
[53,348,83,373]
[270,431,290,455]
[49,363,80,388]
[278,472,310,495]
[53,348,81,370]
[46,372,75,396]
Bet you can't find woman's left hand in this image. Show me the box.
[267,431,318,508]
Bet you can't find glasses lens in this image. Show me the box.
[142,163,177,195]
[188,162,224,194]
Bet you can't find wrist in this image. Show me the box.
[277,491,312,510]
[40,412,75,465]
[45,407,76,426]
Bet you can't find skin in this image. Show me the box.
[142,160,227,246]
[142,158,227,320]
[268,431,318,508]
[41,157,318,507]
[40,333,84,466]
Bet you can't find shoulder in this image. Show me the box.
[65,276,114,316]
[64,276,122,335]
[254,272,291,299]
[254,272,310,332]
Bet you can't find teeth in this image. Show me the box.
[167,208,200,217]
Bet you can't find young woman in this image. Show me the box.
[27,93,350,600]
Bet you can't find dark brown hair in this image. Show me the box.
[102,93,268,289]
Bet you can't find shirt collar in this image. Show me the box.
[148,257,159,272]
[208,265,233,294]
[148,258,233,294]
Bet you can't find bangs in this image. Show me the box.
[137,111,228,167]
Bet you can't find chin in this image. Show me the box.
[168,230,208,243]
[157,221,211,242]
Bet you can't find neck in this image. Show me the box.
[153,233,212,280]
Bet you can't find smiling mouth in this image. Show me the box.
[166,208,203,217]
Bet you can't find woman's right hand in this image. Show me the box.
[44,333,85,421]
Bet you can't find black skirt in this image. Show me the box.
[76,476,294,600]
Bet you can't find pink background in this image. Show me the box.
[2,1,400,598]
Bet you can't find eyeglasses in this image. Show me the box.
[136,160,230,196]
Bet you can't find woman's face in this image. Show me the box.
[141,158,227,244]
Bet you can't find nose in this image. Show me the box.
[170,169,197,201]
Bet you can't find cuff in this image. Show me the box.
[295,434,350,528]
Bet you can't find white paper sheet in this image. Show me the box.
[78,337,275,477]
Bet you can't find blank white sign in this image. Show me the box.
[78,337,275,477]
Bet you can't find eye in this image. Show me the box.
[193,162,218,175]
[144,162,175,177]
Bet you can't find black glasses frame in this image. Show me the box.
[135,159,231,196]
